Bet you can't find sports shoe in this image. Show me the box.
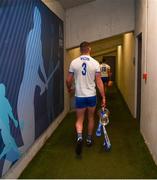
[75,138,83,155]
[86,138,93,147]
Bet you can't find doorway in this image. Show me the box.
[136,33,142,123]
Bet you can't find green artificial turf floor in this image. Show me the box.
[20,85,157,179]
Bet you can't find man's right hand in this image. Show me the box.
[101,97,106,108]
[68,87,75,94]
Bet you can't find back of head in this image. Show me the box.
[80,41,91,54]
[102,56,106,63]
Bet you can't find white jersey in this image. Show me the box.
[100,63,110,77]
[69,55,100,97]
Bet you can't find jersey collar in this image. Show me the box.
[80,55,90,61]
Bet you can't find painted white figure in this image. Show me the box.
[17,7,47,153]
[17,7,59,153]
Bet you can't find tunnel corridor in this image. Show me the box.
[1,0,157,178]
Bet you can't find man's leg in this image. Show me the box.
[105,77,110,91]
[75,108,86,155]
[104,83,108,92]
[102,77,107,92]
[86,106,96,146]
[75,108,86,136]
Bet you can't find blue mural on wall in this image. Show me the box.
[0,84,21,161]
[0,0,64,176]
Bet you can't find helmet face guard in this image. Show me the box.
[98,108,110,126]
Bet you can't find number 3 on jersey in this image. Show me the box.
[82,63,87,76]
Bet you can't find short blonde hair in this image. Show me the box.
[80,41,90,53]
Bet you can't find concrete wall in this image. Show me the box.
[135,0,157,165]
[66,0,135,49]
[117,32,135,116]
[4,1,67,178]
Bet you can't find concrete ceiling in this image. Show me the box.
[57,0,95,9]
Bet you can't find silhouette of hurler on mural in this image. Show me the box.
[0,83,21,175]
[17,7,59,153]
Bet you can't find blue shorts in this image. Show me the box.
[101,77,109,83]
[75,96,97,109]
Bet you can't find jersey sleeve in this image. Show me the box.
[107,65,111,71]
[95,62,101,73]
[69,61,74,73]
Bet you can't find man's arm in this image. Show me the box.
[95,72,106,107]
[66,72,74,93]
[107,66,111,80]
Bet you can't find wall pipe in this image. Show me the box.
[143,0,148,81]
